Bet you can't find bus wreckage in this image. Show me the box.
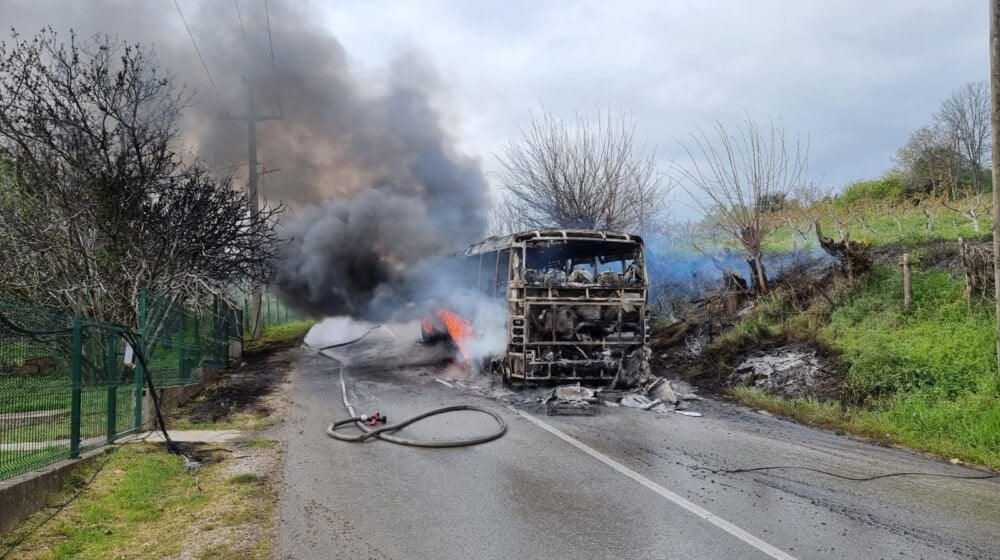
[423,229,651,387]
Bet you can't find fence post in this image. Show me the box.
[193,312,200,380]
[901,253,912,311]
[177,315,186,384]
[69,318,83,459]
[106,334,119,444]
[134,289,146,431]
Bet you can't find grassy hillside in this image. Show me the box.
[824,267,998,466]
[674,193,1000,469]
[762,196,992,253]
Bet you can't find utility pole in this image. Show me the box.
[991,0,1000,371]
[221,77,282,340]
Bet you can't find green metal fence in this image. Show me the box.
[244,291,303,334]
[0,291,242,482]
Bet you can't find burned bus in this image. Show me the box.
[428,229,650,386]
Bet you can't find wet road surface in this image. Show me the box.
[274,325,1000,560]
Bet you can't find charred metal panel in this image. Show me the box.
[498,230,650,386]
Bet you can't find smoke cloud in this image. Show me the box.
[0,1,490,319]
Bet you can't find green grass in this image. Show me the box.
[0,373,75,413]
[0,445,70,481]
[1,385,138,443]
[730,387,881,435]
[0,443,279,559]
[761,196,992,253]
[167,411,280,432]
[823,267,997,401]
[243,320,314,356]
[228,473,261,484]
[728,265,1000,469]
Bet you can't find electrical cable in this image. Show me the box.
[695,464,998,481]
[264,0,277,75]
[117,328,183,457]
[263,0,281,113]
[0,311,73,336]
[326,366,506,447]
[174,0,223,104]
[234,0,248,44]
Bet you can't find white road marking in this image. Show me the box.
[513,408,799,560]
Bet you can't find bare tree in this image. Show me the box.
[494,108,667,234]
[937,80,991,193]
[0,29,281,324]
[486,193,527,237]
[894,124,964,199]
[941,191,992,234]
[674,115,808,293]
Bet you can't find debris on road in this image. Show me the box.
[547,399,598,416]
[553,383,596,402]
[545,383,598,415]
[544,378,702,416]
[647,378,679,404]
[434,373,704,418]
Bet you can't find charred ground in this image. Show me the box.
[169,349,293,430]
[650,234,987,401]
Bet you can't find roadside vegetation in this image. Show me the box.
[243,320,315,357]
[654,79,1000,470]
[712,265,1000,469]
[0,443,280,559]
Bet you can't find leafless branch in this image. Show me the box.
[493,108,669,234]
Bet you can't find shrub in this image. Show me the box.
[838,171,903,206]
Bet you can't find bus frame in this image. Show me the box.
[452,228,650,386]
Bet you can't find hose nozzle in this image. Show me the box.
[360,411,387,426]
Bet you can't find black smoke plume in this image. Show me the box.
[0,1,490,319]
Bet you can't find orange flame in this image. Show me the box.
[437,308,472,365]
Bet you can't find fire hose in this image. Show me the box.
[324,363,506,447]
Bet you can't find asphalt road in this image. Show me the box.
[274,323,1000,560]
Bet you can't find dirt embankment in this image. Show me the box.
[652,238,982,401]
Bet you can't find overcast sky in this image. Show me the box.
[0,0,989,215]
[319,0,987,198]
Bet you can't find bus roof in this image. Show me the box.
[458,229,644,257]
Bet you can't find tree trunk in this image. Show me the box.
[746,255,768,294]
[991,0,1000,371]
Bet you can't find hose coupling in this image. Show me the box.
[359,411,388,426]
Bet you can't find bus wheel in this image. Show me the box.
[487,358,501,378]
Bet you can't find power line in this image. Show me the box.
[264,0,277,77]
[174,0,223,104]
[234,0,248,44]
[259,163,282,207]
